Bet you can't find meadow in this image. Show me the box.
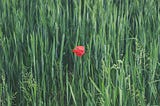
[0,0,160,106]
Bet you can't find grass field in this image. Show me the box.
[0,0,160,106]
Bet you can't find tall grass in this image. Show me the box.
[0,0,159,106]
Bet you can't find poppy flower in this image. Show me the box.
[72,46,85,57]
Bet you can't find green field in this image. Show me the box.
[0,0,160,106]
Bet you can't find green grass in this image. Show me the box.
[0,0,160,106]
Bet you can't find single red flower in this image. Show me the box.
[72,46,85,57]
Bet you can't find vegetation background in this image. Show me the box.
[0,0,160,106]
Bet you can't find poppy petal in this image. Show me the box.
[72,46,85,57]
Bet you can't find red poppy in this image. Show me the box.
[72,46,85,57]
